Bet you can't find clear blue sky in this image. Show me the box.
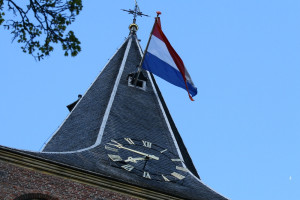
[0,1,299,199]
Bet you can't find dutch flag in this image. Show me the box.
[142,16,197,101]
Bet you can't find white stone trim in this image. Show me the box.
[95,36,132,144]
[40,36,132,154]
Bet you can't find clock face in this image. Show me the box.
[105,138,189,182]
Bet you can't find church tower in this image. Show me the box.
[0,3,227,200]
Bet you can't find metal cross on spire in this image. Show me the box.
[121,0,150,24]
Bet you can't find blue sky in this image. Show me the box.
[0,1,299,199]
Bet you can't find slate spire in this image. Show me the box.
[18,9,227,200]
[41,29,201,176]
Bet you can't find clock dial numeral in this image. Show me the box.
[107,139,123,148]
[143,171,151,179]
[111,139,122,145]
[142,140,152,148]
[122,164,134,171]
[125,157,146,163]
[171,172,185,180]
[160,149,168,153]
[171,158,182,162]
[108,154,122,162]
[124,137,135,145]
[111,139,118,143]
[162,174,170,182]
[105,145,118,152]
[176,166,189,172]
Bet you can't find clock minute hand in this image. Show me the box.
[121,146,159,160]
[107,141,159,160]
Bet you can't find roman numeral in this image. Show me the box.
[162,174,170,182]
[171,158,182,162]
[143,171,151,179]
[111,139,119,144]
[107,139,123,148]
[176,166,189,172]
[171,172,185,180]
[160,149,168,153]
[105,145,118,152]
[142,140,152,148]
[108,154,122,162]
[124,138,135,145]
[122,164,134,171]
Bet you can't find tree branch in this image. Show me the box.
[1,0,82,60]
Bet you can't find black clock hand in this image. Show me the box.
[142,156,149,170]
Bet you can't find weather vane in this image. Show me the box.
[121,0,150,24]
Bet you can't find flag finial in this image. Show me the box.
[156,11,162,17]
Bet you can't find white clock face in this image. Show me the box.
[105,138,189,182]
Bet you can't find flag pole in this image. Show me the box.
[134,11,162,86]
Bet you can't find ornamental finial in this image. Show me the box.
[121,0,150,33]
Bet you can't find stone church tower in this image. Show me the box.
[0,5,227,200]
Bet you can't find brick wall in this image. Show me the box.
[0,160,140,200]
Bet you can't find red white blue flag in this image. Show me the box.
[142,17,197,101]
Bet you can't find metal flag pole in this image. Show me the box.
[133,11,162,86]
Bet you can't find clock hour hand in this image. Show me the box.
[107,140,159,160]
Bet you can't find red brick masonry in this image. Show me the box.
[0,160,140,200]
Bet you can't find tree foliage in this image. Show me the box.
[0,0,82,60]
